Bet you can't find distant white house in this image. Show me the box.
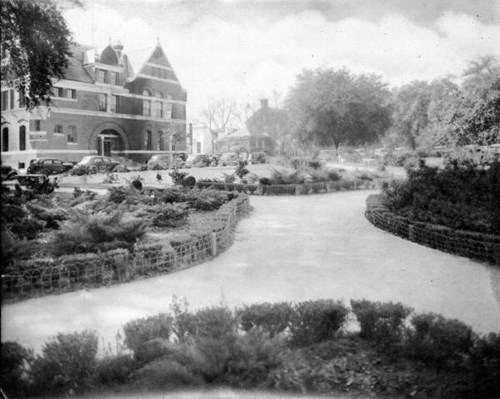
[189,121,213,155]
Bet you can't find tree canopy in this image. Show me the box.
[1,0,74,110]
[285,68,392,149]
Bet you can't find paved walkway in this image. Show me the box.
[2,191,500,354]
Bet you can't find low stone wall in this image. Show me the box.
[365,194,500,265]
[2,195,250,302]
[197,178,385,196]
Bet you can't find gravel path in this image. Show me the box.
[2,190,500,355]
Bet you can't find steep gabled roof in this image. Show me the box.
[125,42,178,82]
[64,44,95,83]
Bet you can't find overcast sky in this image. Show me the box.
[63,0,500,121]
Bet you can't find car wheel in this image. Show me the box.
[40,169,51,176]
[89,166,98,174]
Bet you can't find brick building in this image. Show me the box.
[1,40,187,169]
[215,99,288,155]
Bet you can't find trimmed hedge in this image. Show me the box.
[365,194,500,265]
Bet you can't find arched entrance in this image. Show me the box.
[97,129,124,156]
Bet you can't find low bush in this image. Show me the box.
[0,341,33,398]
[406,313,476,368]
[152,203,188,228]
[169,169,189,185]
[30,330,98,395]
[185,188,229,211]
[226,328,287,388]
[382,160,500,234]
[237,302,293,337]
[94,354,137,385]
[132,357,203,388]
[350,299,412,347]
[123,313,174,359]
[48,209,148,256]
[469,332,500,397]
[289,299,349,347]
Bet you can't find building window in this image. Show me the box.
[109,71,117,85]
[110,95,118,113]
[2,127,9,152]
[32,120,41,131]
[142,89,151,116]
[143,99,150,116]
[67,126,77,143]
[158,130,164,150]
[66,89,76,99]
[1,91,8,111]
[99,93,107,111]
[52,87,64,97]
[54,125,64,134]
[10,90,15,109]
[163,103,173,119]
[97,69,106,83]
[19,126,26,151]
[145,130,152,150]
[196,142,201,154]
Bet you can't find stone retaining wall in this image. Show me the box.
[1,195,250,302]
[365,194,500,265]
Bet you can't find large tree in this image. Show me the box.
[1,0,75,110]
[285,68,391,149]
[202,97,241,153]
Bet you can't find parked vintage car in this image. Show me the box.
[16,174,59,194]
[27,158,74,175]
[1,164,19,180]
[147,154,185,170]
[70,156,121,175]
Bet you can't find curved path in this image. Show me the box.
[2,191,500,354]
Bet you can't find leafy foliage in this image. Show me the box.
[238,302,293,337]
[406,313,476,368]
[123,314,174,359]
[1,0,74,110]
[289,300,349,347]
[350,299,413,346]
[48,209,148,256]
[382,160,500,234]
[0,341,33,398]
[31,330,98,395]
[286,68,392,148]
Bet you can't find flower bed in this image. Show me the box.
[365,194,500,265]
[1,192,250,302]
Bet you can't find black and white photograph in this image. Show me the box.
[1,0,499,398]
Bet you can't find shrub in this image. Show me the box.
[158,188,187,204]
[469,332,500,397]
[169,169,189,185]
[350,299,412,346]
[406,313,476,368]
[182,306,239,382]
[0,341,33,398]
[226,328,287,387]
[269,168,307,185]
[94,354,137,385]
[152,203,188,228]
[237,302,293,337]
[132,358,203,388]
[123,314,173,357]
[48,209,148,256]
[186,188,229,211]
[289,299,349,347]
[31,330,98,395]
[382,160,500,234]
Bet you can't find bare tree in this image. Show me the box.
[202,98,241,153]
